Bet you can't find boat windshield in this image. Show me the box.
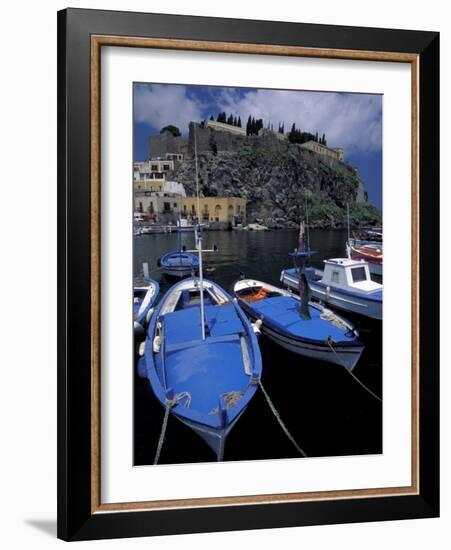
[351,266,367,283]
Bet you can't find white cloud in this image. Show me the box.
[134,84,382,154]
[134,84,204,135]
[217,89,382,153]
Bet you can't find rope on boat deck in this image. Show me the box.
[258,380,308,458]
[153,392,191,465]
[326,339,382,403]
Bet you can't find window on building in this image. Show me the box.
[183,205,187,213]
[331,270,340,283]
[173,203,177,208]
[138,202,143,213]
[163,164,170,171]
[163,202,171,213]
[149,202,154,213]
[151,164,158,171]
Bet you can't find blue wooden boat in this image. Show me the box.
[233,278,364,371]
[281,258,383,321]
[134,276,160,335]
[158,250,199,279]
[138,276,262,461]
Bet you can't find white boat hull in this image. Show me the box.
[281,271,382,321]
[254,317,363,371]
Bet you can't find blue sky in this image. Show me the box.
[134,83,382,209]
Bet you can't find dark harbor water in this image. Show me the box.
[134,229,382,465]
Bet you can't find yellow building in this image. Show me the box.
[181,196,246,225]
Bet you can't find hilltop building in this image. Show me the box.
[205,119,246,136]
[299,140,344,161]
[148,129,188,159]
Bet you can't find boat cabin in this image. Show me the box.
[321,258,380,292]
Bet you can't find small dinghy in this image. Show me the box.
[281,258,383,321]
[234,278,364,371]
[139,228,262,462]
[134,269,160,335]
[158,250,199,279]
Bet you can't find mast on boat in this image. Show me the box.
[194,124,206,340]
[297,221,312,320]
[346,203,351,259]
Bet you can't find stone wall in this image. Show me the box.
[188,122,250,155]
[148,130,188,159]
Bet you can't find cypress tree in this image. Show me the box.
[237,116,242,127]
[246,115,252,135]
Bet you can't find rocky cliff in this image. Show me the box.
[168,130,381,228]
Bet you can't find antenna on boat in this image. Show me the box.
[194,124,206,341]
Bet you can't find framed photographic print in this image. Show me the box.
[57,8,439,541]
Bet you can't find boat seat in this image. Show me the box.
[205,304,244,337]
[163,303,244,348]
[165,333,239,354]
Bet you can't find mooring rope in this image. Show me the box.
[326,339,382,403]
[208,391,244,415]
[153,392,191,465]
[258,380,308,458]
[320,308,349,331]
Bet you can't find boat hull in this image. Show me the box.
[163,266,197,278]
[241,302,363,371]
[133,278,160,334]
[281,270,382,321]
[159,251,199,279]
[177,410,244,461]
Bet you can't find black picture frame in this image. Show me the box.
[57,8,439,541]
